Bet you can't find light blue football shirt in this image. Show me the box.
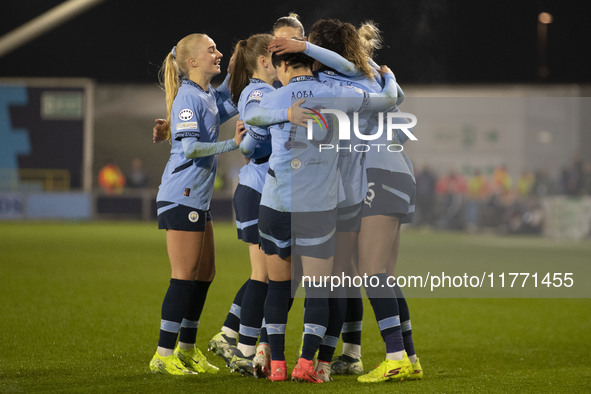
[236,78,274,193]
[156,79,238,211]
[250,75,368,213]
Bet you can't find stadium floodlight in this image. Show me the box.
[537,12,553,79]
[538,12,553,24]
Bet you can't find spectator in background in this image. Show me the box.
[127,158,149,189]
[483,166,512,230]
[516,170,535,197]
[532,168,554,198]
[98,160,126,194]
[562,156,584,196]
[465,169,489,232]
[492,165,512,195]
[415,165,437,227]
[435,170,467,230]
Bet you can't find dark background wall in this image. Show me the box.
[1,0,590,85]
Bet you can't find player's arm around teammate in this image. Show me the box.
[209,34,310,375]
[209,16,312,376]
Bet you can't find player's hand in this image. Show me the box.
[378,65,394,77]
[287,99,313,127]
[153,118,167,143]
[234,120,247,146]
[267,37,306,56]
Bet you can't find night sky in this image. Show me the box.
[1,0,590,85]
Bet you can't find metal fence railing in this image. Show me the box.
[0,168,71,191]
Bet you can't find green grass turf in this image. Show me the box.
[0,221,590,392]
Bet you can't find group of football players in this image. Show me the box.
[149,13,422,384]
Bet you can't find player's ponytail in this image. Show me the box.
[229,34,274,105]
[339,22,374,80]
[158,51,179,141]
[358,21,383,59]
[229,40,249,105]
[158,33,206,141]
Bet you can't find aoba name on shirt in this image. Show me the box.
[292,90,314,99]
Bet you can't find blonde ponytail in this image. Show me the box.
[158,52,180,141]
[358,21,383,59]
[339,23,374,80]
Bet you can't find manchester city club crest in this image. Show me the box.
[188,211,199,223]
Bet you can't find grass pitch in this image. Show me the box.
[0,221,590,392]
